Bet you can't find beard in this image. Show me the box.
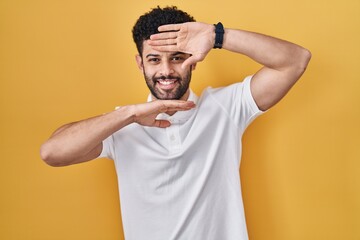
[143,69,192,100]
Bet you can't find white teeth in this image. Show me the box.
[158,80,175,85]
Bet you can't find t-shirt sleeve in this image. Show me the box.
[97,135,115,160]
[207,75,264,133]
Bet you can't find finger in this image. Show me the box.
[158,24,182,32]
[148,38,177,46]
[150,32,177,40]
[150,45,179,52]
[158,101,195,112]
[164,106,195,112]
[154,120,171,128]
[181,55,202,69]
[163,100,195,107]
[155,100,192,111]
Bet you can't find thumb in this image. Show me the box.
[154,120,171,128]
[181,55,203,69]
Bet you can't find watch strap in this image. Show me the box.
[213,22,224,49]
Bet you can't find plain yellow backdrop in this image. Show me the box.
[1,0,359,239]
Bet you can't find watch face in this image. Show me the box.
[215,22,224,33]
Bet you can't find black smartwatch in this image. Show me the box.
[213,22,225,49]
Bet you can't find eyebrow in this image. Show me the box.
[171,52,185,56]
[145,54,160,58]
[145,52,185,58]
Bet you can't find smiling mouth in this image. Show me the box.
[157,79,177,85]
[156,80,178,90]
[155,77,180,90]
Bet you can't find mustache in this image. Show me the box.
[154,75,181,81]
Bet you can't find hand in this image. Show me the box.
[148,22,215,69]
[132,100,195,128]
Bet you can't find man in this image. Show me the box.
[40,6,311,240]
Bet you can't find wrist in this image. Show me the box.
[112,105,137,126]
[209,24,216,48]
[213,22,225,49]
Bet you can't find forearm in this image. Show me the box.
[220,27,311,110]
[40,99,196,166]
[222,28,311,73]
[40,105,135,166]
[149,22,311,111]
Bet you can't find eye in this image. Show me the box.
[148,58,160,64]
[171,56,184,62]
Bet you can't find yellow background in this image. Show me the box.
[1,0,359,239]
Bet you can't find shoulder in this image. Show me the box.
[200,76,252,104]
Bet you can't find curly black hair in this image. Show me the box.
[132,6,195,56]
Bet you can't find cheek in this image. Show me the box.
[179,68,192,78]
[171,66,187,77]
[143,65,158,77]
[144,64,161,75]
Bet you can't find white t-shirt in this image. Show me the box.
[99,76,263,240]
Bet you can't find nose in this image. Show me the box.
[160,61,174,76]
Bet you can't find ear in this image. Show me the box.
[191,63,197,71]
[135,55,143,71]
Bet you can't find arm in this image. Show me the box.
[40,100,195,167]
[223,28,311,111]
[148,22,311,111]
